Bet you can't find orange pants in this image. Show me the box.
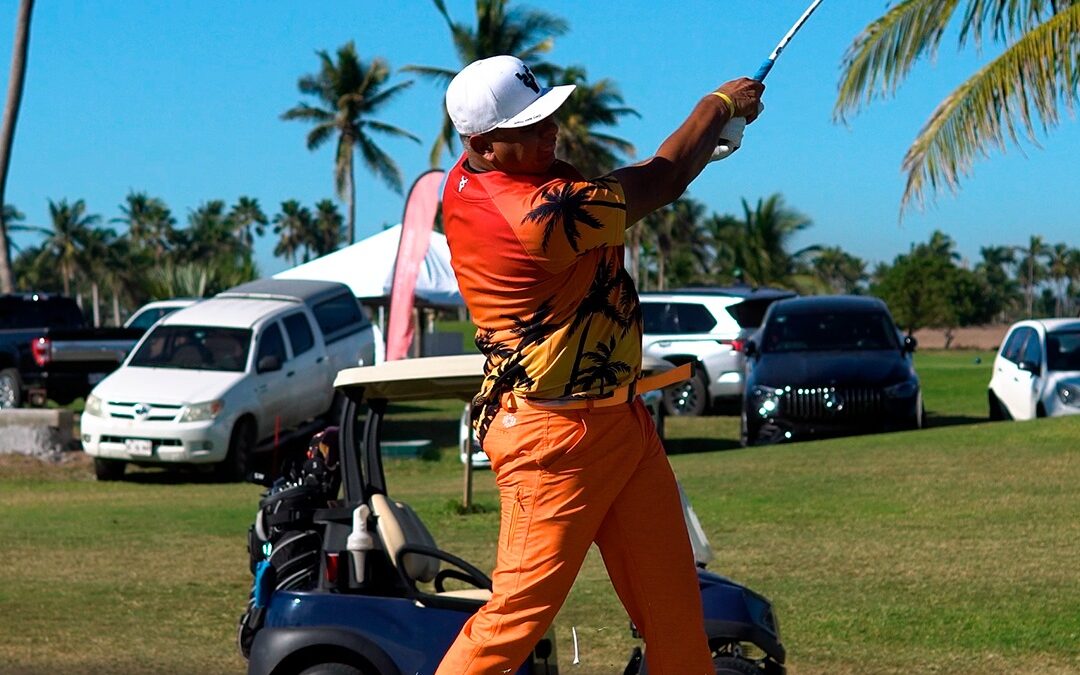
[435,397,713,675]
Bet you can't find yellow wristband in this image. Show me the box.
[711,91,736,117]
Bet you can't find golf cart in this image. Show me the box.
[239,354,785,675]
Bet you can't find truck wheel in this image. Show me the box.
[0,368,23,409]
[662,367,708,417]
[93,458,126,481]
[218,418,256,482]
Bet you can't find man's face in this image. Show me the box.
[474,116,559,175]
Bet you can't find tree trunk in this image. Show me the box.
[0,0,34,293]
[91,281,100,327]
[346,157,356,244]
[112,291,120,327]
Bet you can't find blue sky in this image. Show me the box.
[2,1,1077,278]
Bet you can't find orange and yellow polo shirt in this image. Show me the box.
[443,155,643,433]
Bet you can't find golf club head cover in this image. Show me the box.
[711,102,765,162]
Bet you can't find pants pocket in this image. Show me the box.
[535,411,589,472]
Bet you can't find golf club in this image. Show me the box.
[713,0,825,160]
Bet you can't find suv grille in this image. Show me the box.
[780,387,882,420]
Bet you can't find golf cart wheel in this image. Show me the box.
[218,417,256,482]
[712,656,758,674]
[0,368,22,409]
[298,664,365,675]
[663,366,708,417]
[93,458,126,481]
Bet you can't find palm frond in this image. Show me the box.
[281,103,333,123]
[357,134,405,194]
[959,0,1073,46]
[305,122,336,151]
[834,0,963,121]
[361,119,422,143]
[362,79,415,109]
[900,4,1080,212]
[399,64,458,86]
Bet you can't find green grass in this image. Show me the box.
[2,350,1079,674]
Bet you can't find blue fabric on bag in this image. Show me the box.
[253,560,276,608]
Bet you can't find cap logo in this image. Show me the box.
[515,66,540,94]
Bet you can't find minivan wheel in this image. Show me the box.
[218,418,256,482]
[298,663,366,675]
[663,367,708,417]
[93,458,126,481]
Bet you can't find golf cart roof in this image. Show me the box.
[334,354,674,403]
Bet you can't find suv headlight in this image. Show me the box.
[1058,383,1080,408]
[884,380,919,399]
[749,384,784,417]
[179,399,224,422]
[84,394,102,417]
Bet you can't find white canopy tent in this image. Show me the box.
[273,224,463,307]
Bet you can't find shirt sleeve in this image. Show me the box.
[515,175,627,271]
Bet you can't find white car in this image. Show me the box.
[988,318,1080,420]
[81,279,379,481]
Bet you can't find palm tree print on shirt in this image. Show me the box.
[579,335,632,395]
[524,179,625,253]
[563,257,635,396]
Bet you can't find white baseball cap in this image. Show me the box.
[445,55,576,136]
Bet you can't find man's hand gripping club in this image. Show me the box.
[710,77,765,161]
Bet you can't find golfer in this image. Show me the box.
[438,54,763,674]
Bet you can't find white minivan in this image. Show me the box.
[81,279,378,481]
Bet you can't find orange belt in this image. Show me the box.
[501,363,693,411]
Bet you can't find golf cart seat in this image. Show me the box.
[370,493,493,604]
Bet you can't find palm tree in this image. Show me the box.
[717,194,817,288]
[404,0,568,165]
[273,200,312,266]
[227,196,268,254]
[811,246,867,294]
[0,0,33,293]
[552,66,638,178]
[42,198,98,296]
[1016,235,1049,317]
[114,191,175,256]
[835,2,1080,212]
[182,200,238,264]
[642,197,709,291]
[565,259,630,395]
[1046,242,1075,316]
[579,334,632,395]
[309,199,343,258]
[976,244,1020,321]
[282,42,419,244]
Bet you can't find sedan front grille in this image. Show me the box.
[780,386,882,421]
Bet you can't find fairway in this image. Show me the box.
[1,350,1078,674]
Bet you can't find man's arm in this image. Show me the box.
[611,78,764,226]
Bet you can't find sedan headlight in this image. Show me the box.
[179,399,224,422]
[1058,383,1080,408]
[749,384,784,417]
[884,380,920,399]
[84,394,102,417]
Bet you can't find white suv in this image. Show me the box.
[81,279,378,481]
[640,287,795,416]
[988,318,1080,420]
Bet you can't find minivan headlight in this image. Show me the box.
[179,399,224,422]
[1059,383,1080,408]
[884,380,919,399]
[84,394,102,417]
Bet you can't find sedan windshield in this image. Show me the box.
[762,311,900,353]
[129,325,252,372]
[1046,330,1080,372]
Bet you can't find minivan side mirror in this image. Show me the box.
[743,339,758,357]
[257,354,282,373]
[903,335,918,353]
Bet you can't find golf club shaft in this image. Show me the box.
[752,0,825,81]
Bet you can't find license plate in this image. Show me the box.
[124,439,153,457]
[88,373,106,385]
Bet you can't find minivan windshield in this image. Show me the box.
[129,325,252,372]
[1046,330,1080,371]
[761,311,900,353]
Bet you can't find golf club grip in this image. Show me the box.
[753,59,775,82]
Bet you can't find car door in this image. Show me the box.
[252,321,293,440]
[282,311,333,422]
[993,327,1036,420]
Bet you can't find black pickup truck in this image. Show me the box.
[0,293,143,408]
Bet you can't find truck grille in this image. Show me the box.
[780,386,882,421]
[107,401,184,422]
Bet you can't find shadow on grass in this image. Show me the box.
[924,413,989,429]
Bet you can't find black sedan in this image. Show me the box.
[740,295,922,446]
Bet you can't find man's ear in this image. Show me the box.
[467,133,495,159]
